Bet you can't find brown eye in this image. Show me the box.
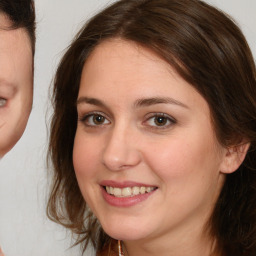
[145,113,176,129]
[82,113,110,126]
[154,116,168,126]
[93,115,106,124]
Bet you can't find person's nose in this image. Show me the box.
[101,125,141,171]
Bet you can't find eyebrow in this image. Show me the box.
[77,97,106,107]
[134,97,189,109]
[77,96,189,109]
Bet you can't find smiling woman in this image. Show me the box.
[0,0,36,158]
[47,0,256,255]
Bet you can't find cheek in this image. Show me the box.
[144,133,222,190]
[73,133,103,211]
[0,98,31,157]
[10,93,32,131]
[73,133,100,180]
[143,137,224,223]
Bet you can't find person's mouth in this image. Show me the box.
[100,180,158,206]
[104,186,157,197]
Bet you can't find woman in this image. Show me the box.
[47,0,256,255]
[0,0,36,158]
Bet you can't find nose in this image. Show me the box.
[101,125,141,171]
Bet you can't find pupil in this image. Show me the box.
[94,115,104,124]
[155,116,167,126]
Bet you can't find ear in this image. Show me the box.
[220,142,250,174]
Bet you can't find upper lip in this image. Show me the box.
[100,180,158,188]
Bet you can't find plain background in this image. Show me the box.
[0,0,255,255]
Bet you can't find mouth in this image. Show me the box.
[103,186,158,198]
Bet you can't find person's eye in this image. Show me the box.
[144,113,176,129]
[0,98,7,107]
[79,112,110,126]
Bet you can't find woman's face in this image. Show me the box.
[0,15,33,158]
[73,39,228,244]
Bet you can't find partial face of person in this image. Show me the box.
[0,15,33,158]
[73,39,230,245]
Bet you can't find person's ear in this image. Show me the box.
[220,142,250,174]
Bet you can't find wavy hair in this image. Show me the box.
[47,0,256,254]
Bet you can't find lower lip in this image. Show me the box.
[101,187,157,207]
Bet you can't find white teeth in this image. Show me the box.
[132,186,140,195]
[146,187,153,193]
[114,188,122,197]
[105,186,156,197]
[140,187,146,194]
[122,187,132,197]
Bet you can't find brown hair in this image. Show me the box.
[0,0,36,54]
[47,0,256,254]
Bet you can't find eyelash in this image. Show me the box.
[79,112,110,127]
[78,112,176,129]
[144,113,176,129]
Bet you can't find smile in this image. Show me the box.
[105,186,156,197]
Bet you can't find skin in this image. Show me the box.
[73,39,247,256]
[0,14,33,158]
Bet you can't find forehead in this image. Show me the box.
[80,39,210,111]
[0,11,31,50]
[0,12,32,57]
[82,39,174,87]
[87,39,164,67]
[0,14,33,90]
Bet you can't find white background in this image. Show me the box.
[0,0,255,255]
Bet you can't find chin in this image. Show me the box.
[101,221,151,241]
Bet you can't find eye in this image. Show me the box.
[0,98,7,107]
[145,113,176,128]
[80,112,110,126]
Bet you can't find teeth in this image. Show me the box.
[132,186,140,195]
[105,186,155,197]
[140,187,146,194]
[146,187,152,193]
[114,188,122,197]
[122,187,132,197]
